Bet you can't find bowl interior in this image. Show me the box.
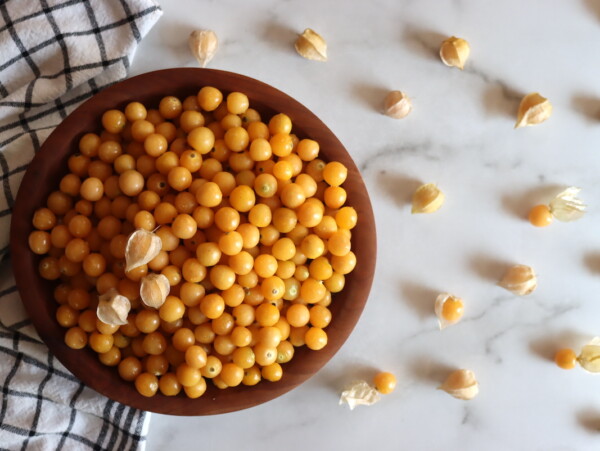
[10,68,376,415]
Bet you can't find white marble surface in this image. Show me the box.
[130,1,600,449]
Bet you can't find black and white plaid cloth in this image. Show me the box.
[0,1,162,449]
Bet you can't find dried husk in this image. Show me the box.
[295,28,327,62]
[578,337,600,373]
[434,293,464,329]
[188,30,218,68]
[515,93,552,128]
[439,36,470,70]
[549,187,586,222]
[97,288,130,326]
[412,183,445,214]
[498,264,537,296]
[383,91,412,119]
[339,380,381,410]
[140,273,170,309]
[439,369,479,400]
[125,229,162,272]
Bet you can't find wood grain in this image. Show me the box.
[10,68,377,415]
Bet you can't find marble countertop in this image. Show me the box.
[131,1,600,449]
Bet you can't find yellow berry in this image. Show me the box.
[555,348,577,370]
[441,297,464,322]
[373,371,396,394]
[528,204,553,227]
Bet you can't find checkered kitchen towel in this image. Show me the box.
[0,1,162,450]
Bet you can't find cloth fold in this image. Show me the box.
[0,1,162,449]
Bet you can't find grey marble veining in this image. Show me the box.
[131,0,600,449]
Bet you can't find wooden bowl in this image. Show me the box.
[10,68,376,415]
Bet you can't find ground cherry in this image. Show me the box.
[304,327,327,350]
[188,127,215,154]
[529,204,553,227]
[327,231,351,256]
[323,161,347,187]
[102,109,126,134]
[197,86,223,111]
[286,303,310,327]
[441,297,464,323]
[555,348,577,370]
[227,92,249,114]
[261,362,283,382]
[373,371,397,394]
[196,181,222,207]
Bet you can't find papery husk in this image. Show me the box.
[125,229,162,272]
[412,183,445,214]
[339,380,381,410]
[439,36,470,70]
[140,273,170,308]
[549,187,586,222]
[515,93,552,128]
[188,30,218,68]
[383,91,412,119]
[578,337,600,373]
[498,264,537,296]
[439,369,479,400]
[97,288,130,326]
[295,28,327,62]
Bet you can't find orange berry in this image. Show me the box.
[373,371,396,394]
[528,204,553,227]
[555,348,577,370]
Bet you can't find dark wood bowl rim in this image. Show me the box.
[9,68,377,415]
